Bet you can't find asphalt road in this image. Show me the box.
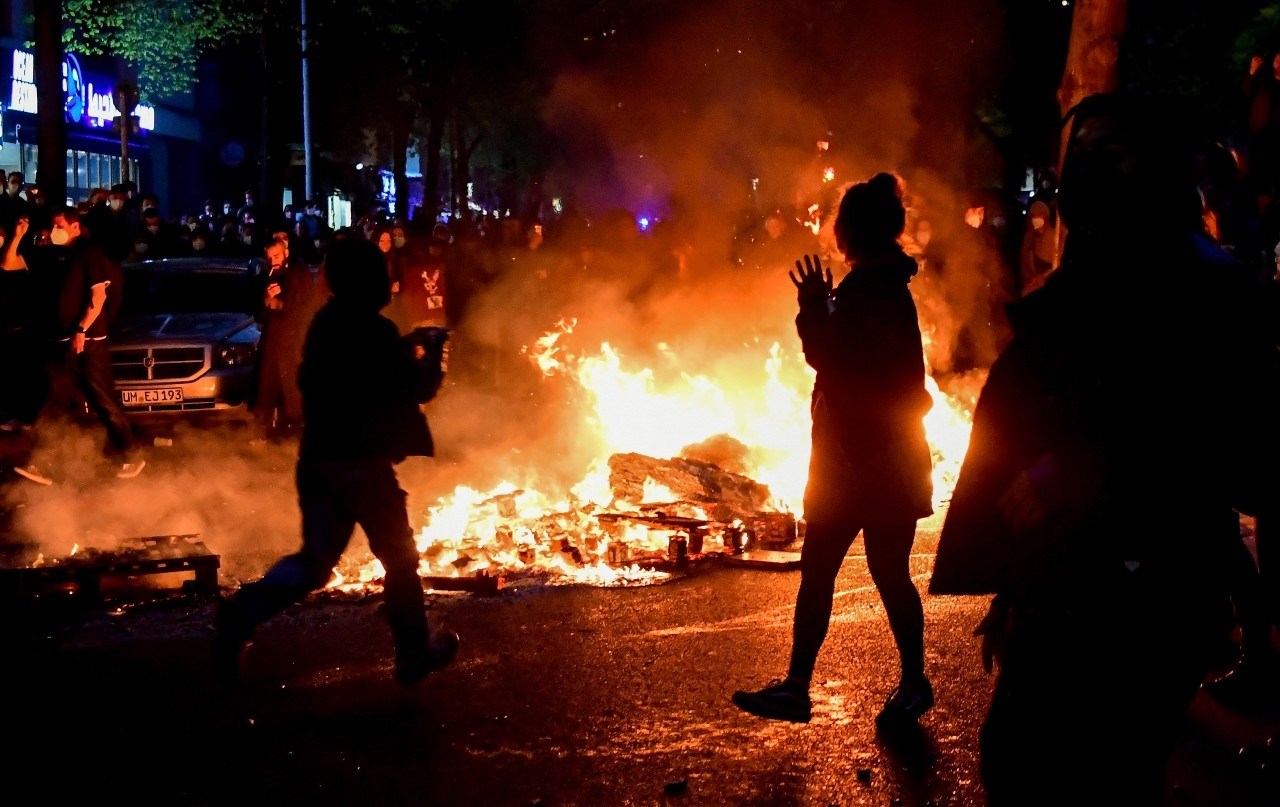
[7,512,1280,807]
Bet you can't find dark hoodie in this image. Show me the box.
[796,248,934,524]
[298,240,435,462]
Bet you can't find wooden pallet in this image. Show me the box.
[0,534,220,605]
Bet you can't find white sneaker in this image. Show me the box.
[13,464,54,485]
[117,460,146,479]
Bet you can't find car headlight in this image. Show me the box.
[215,343,257,367]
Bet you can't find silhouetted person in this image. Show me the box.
[1018,200,1055,295]
[17,209,143,481]
[929,92,1280,805]
[733,173,935,725]
[213,238,457,686]
[0,171,29,232]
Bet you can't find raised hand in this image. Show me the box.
[789,253,832,307]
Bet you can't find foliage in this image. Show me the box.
[61,0,258,101]
[1233,3,1280,67]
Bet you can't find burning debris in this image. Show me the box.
[329,448,799,594]
[0,534,219,605]
[329,318,976,593]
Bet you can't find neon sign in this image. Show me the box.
[8,49,155,132]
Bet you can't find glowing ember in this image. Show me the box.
[804,204,822,235]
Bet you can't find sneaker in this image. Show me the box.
[396,629,461,686]
[117,460,146,479]
[211,598,254,685]
[732,679,812,723]
[12,464,53,485]
[876,677,935,727]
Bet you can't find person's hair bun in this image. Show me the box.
[867,172,904,201]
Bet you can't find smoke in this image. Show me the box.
[534,0,1015,371]
[5,419,302,580]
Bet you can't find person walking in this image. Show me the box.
[213,239,457,686]
[15,209,143,481]
[733,172,935,726]
[928,92,1280,805]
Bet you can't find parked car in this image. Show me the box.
[110,257,264,419]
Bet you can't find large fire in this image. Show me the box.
[329,314,977,592]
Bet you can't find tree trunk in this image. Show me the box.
[422,103,445,224]
[1053,0,1127,265]
[454,127,482,223]
[258,26,271,213]
[34,0,66,204]
[391,113,410,220]
[451,112,464,220]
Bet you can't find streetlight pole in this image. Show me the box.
[301,0,314,202]
[114,80,138,185]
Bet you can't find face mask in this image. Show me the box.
[393,237,406,249]
[109,199,123,212]
[49,227,70,246]
[187,221,199,231]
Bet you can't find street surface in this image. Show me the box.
[7,500,1280,806]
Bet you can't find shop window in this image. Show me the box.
[75,151,89,195]
[20,145,36,181]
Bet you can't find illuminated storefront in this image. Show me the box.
[0,45,200,208]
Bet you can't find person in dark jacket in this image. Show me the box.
[252,237,328,440]
[213,238,458,686]
[928,93,1280,805]
[733,172,935,725]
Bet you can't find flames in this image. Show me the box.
[328,314,976,592]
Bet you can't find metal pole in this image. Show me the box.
[121,113,130,184]
[301,0,314,202]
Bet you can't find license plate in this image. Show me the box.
[122,388,184,406]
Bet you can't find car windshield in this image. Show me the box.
[120,264,259,316]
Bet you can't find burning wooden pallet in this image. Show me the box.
[597,509,800,571]
[0,534,220,605]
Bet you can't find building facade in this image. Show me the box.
[0,4,204,215]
